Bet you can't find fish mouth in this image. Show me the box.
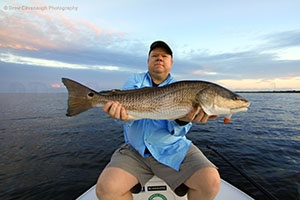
[230,106,249,113]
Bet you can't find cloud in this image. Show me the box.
[51,83,61,88]
[173,33,300,82]
[0,10,61,50]
[0,6,128,53]
[217,76,300,90]
[0,6,147,72]
[0,53,139,72]
[192,70,218,75]
[0,43,38,51]
[262,30,300,49]
[257,30,300,61]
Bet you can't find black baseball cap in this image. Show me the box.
[149,41,173,57]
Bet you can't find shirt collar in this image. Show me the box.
[146,72,173,87]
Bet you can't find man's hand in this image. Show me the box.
[178,106,219,123]
[102,101,129,121]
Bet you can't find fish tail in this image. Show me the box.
[62,78,99,116]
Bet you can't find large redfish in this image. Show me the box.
[62,78,250,123]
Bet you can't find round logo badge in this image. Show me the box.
[148,193,167,200]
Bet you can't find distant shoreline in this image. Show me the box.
[236,90,300,93]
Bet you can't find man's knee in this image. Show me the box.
[95,167,138,200]
[201,168,220,197]
[95,182,104,199]
[206,169,221,195]
[96,179,115,200]
[185,167,221,198]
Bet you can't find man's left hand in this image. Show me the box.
[178,107,219,123]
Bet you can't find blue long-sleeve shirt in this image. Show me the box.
[121,72,192,171]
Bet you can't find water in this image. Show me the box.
[0,93,299,200]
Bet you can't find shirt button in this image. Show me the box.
[147,122,149,125]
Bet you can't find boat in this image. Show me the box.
[77,175,254,200]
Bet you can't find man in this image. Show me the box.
[96,41,220,200]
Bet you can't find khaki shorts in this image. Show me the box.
[106,143,216,195]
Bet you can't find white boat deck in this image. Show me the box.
[77,176,254,200]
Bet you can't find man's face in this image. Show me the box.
[148,47,173,83]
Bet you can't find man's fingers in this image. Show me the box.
[108,101,118,116]
[102,101,114,112]
[120,107,128,121]
[200,114,209,123]
[192,109,218,123]
[193,109,204,121]
[102,101,129,121]
[183,106,199,121]
[208,115,219,120]
[113,103,122,119]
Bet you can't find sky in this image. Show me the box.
[0,0,300,93]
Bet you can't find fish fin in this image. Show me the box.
[224,113,232,124]
[99,89,122,96]
[224,118,231,124]
[62,78,98,116]
[127,115,139,121]
[193,106,201,118]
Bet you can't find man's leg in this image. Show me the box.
[184,167,220,200]
[96,167,139,200]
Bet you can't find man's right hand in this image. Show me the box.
[102,101,129,121]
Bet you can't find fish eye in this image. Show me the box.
[88,92,94,97]
[233,96,248,102]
